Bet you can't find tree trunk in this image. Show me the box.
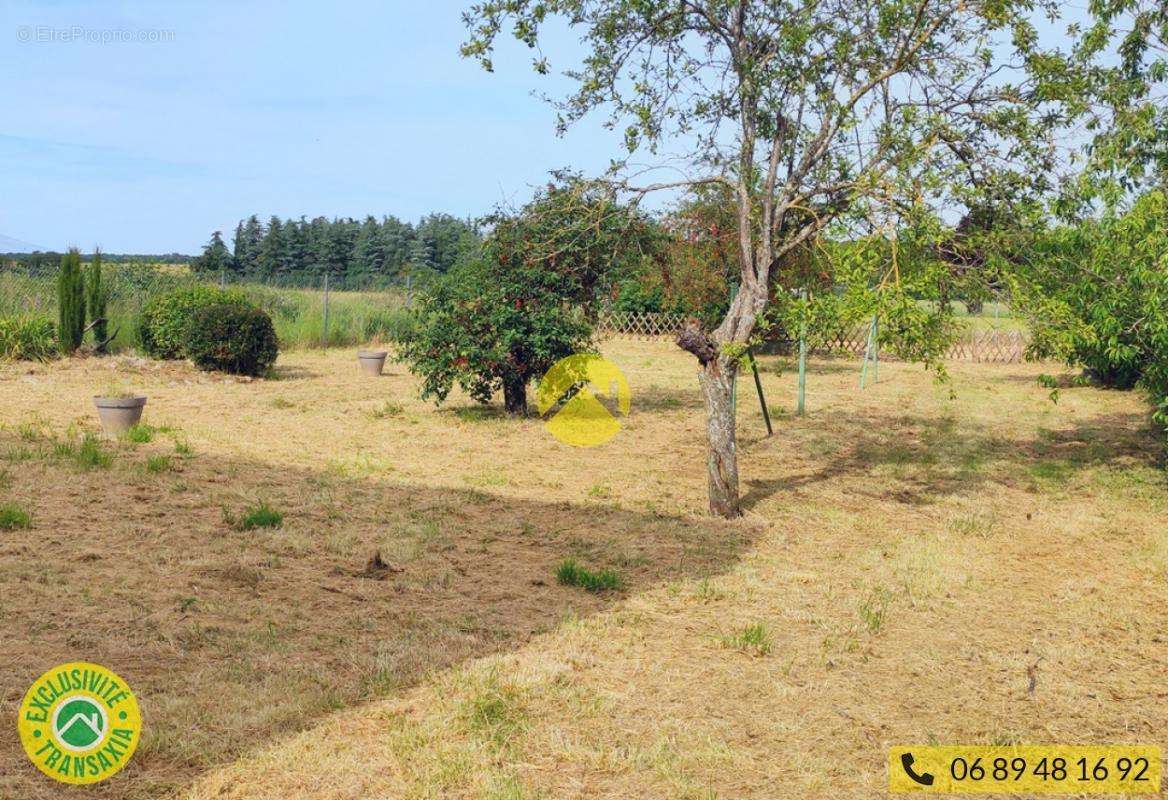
[502,376,528,416]
[698,356,741,517]
[679,317,747,518]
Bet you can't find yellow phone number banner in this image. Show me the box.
[889,745,1161,793]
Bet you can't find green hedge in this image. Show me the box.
[139,285,251,360]
[185,304,278,376]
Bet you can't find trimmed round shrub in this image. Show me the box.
[139,285,252,360]
[184,304,278,376]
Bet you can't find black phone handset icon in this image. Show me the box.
[901,752,935,786]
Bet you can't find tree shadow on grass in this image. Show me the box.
[435,403,521,423]
[741,409,1162,510]
[0,432,755,800]
[632,385,705,414]
[266,364,324,381]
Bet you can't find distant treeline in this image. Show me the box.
[1,252,195,267]
[193,213,481,284]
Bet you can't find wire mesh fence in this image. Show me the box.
[3,259,1030,363]
[0,260,412,351]
[597,311,1030,363]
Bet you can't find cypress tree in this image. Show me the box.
[232,221,247,273]
[87,248,109,351]
[57,248,86,354]
[242,214,264,275]
[257,216,283,279]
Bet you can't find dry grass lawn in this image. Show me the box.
[0,340,1165,800]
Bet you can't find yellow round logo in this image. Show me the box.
[536,354,631,447]
[18,662,142,785]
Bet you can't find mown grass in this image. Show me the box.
[2,344,1162,800]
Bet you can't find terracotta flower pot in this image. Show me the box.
[357,350,388,376]
[93,396,147,435]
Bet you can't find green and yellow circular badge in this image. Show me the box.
[536,354,631,447]
[18,661,141,785]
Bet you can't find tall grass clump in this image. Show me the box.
[237,502,284,530]
[247,286,409,348]
[0,316,57,361]
[555,558,622,592]
[720,623,773,656]
[77,433,113,469]
[0,502,32,530]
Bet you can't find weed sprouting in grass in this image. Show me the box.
[77,433,113,469]
[720,623,772,656]
[587,483,612,498]
[2,446,35,462]
[858,585,894,633]
[459,674,527,752]
[949,510,996,537]
[0,502,31,530]
[146,455,176,473]
[369,401,404,419]
[694,577,728,602]
[466,470,508,487]
[238,502,284,530]
[122,424,154,444]
[271,397,295,409]
[555,558,622,592]
[17,421,42,441]
[174,439,193,456]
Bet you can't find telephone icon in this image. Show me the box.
[900,752,935,786]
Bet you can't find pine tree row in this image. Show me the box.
[192,213,479,285]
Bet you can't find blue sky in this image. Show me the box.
[1,1,622,253]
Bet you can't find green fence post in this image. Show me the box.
[321,272,330,349]
[859,313,877,389]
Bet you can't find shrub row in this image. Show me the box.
[139,286,278,376]
[139,285,252,360]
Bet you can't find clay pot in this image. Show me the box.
[357,350,388,376]
[93,396,147,435]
